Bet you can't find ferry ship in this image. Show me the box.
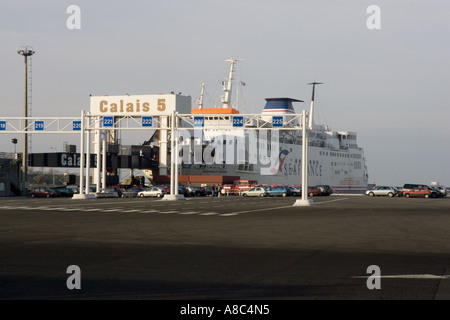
[151,58,369,193]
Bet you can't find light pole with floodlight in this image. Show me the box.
[17,46,35,194]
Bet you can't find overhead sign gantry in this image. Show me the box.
[0,93,314,206]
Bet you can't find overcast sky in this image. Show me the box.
[1,0,449,186]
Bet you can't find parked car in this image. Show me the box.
[438,186,447,197]
[242,186,267,197]
[137,187,167,198]
[51,187,75,197]
[265,185,288,197]
[307,186,321,197]
[403,187,440,198]
[317,185,333,196]
[394,187,403,197]
[365,186,398,197]
[95,188,119,198]
[428,186,445,197]
[402,184,428,193]
[287,186,301,197]
[178,185,190,197]
[121,187,144,198]
[30,187,57,198]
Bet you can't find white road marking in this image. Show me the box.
[314,198,348,204]
[229,205,294,215]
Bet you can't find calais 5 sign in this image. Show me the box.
[89,94,191,117]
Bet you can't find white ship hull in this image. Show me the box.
[180,133,368,193]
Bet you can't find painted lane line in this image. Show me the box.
[229,205,294,215]
[314,198,348,204]
[158,211,179,214]
[199,212,219,216]
[142,210,158,213]
[219,213,239,216]
[178,211,200,215]
[39,207,67,211]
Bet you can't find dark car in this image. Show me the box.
[111,187,124,198]
[287,186,301,197]
[317,185,333,196]
[121,187,144,198]
[187,186,209,197]
[51,187,75,197]
[30,187,57,198]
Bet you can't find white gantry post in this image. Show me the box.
[102,138,106,189]
[78,110,85,196]
[294,110,314,206]
[73,111,95,199]
[163,110,185,200]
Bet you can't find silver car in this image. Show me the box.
[137,187,167,198]
[365,186,398,197]
[242,186,267,197]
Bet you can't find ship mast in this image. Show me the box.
[197,82,205,109]
[308,81,323,129]
[221,57,242,109]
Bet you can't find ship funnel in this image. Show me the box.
[261,98,303,115]
[261,98,303,127]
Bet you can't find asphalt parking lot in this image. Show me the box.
[0,194,449,301]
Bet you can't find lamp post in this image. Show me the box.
[17,46,35,194]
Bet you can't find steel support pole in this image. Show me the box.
[302,110,308,201]
[174,112,179,196]
[22,55,28,193]
[85,126,91,194]
[96,118,101,193]
[294,110,314,206]
[79,111,85,195]
[102,138,106,189]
